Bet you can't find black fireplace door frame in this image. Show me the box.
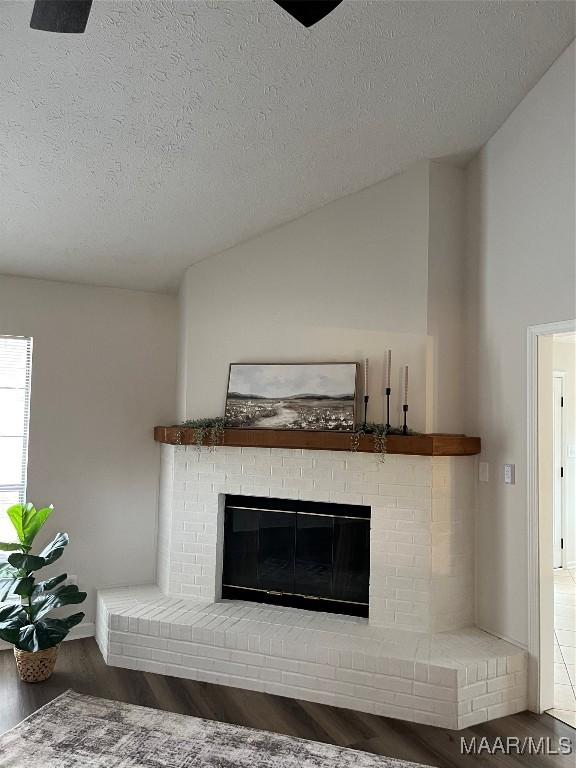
[221,495,370,618]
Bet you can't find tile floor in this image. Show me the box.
[549,567,576,727]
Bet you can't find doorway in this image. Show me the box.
[551,362,575,726]
[527,320,576,725]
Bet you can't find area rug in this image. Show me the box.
[0,690,431,767]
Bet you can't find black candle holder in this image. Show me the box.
[402,403,409,435]
[363,394,369,426]
[385,387,391,431]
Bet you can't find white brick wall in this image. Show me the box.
[158,445,475,632]
[97,586,527,730]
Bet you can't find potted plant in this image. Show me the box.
[0,503,86,682]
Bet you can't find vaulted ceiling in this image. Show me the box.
[1,1,574,291]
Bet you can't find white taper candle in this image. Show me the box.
[386,349,392,389]
[364,358,369,396]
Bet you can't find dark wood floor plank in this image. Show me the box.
[0,639,573,768]
[298,698,379,747]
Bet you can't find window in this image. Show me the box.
[0,336,32,544]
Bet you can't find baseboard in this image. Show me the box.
[0,622,95,651]
[66,621,95,641]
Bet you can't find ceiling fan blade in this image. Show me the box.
[272,1,343,27]
[30,0,93,33]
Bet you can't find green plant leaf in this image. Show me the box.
[7,552,46,573]
[38,532,69,567]
[0,605,28,645]
[7,503,54,548]
[8,535,69,574]
[13,576,35,598]
[23,505,53,548]
[6,504,27,543]
[0,563,20,601]
[16,614,83,651]
[60,612,84,630]
[32,584,87,621]
[0,626,20,645]
[34,573,67,593]
[0,606,83,650]
[0,542,23,551]
[16,623,53,652]
[0,604,27,623]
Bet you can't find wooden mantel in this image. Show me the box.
[154,426,480,457]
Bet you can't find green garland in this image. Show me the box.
[179,417,225,450]
[350,423,420,461]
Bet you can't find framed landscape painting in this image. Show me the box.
[225,363,358,431]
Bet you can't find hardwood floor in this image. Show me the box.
[0,638,574,767]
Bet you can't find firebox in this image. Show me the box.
[221,495,370,617]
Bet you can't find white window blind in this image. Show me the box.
[0,336,32,544]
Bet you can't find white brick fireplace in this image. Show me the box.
[157,445,475,633]
[97,444,528,729]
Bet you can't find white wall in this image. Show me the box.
[427,162,466,433]
[553,338,576,569]
[0,276,178,626]
[179,161,467,434]
[465,42,576,647]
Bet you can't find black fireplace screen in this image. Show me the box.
[222,495,370,617]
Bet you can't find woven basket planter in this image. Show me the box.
[14,645,59,683]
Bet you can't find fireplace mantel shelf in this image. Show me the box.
[154,426,480,456]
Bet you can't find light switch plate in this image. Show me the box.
[479,462,489,482]
[504,464,515,485]
[568,445,576,459]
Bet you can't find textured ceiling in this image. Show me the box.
[0,1,574,292]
